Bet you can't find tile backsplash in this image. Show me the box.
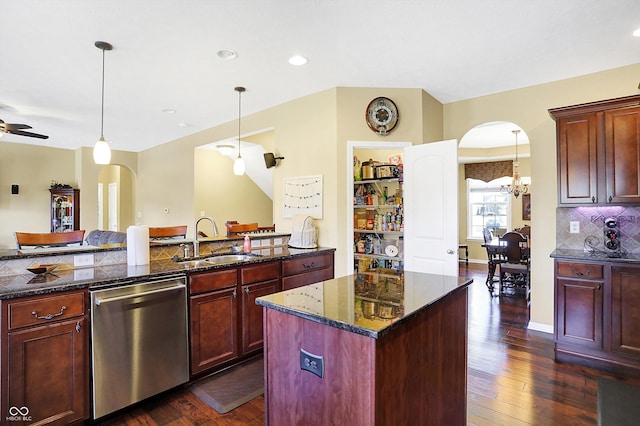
[556,206,640,254]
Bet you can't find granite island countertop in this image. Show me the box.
[256,270,472,339]
[0,246,335,300]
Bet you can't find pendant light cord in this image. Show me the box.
[100,47,105,139]
[236,87,244,157]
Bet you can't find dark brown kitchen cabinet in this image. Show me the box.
[549,95,640,205]
[555,261,603,351]
[1,290,89,425]
[50,188,80,232]
[609,265,640,360]
[188,260,281,377]
[240,262,280,354]
[188,268,239,376]
[604,105,640,204]
[554,259,640,376]
[282,252,334,290]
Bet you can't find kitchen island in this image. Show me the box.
[256,270,472,426]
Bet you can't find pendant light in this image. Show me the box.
[233,86,246,176]
[500,129,529,199]
[93,41,113,165]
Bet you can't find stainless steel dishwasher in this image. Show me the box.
[90,275,189,419]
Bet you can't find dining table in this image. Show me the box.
[481,237,530,292]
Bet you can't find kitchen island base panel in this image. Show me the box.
[263,287,468,426]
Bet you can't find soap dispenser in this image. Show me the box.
[243,235,251,253]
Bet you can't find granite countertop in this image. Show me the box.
[551,248,640,264]
[0,246,335,300]
[256,270,472,339]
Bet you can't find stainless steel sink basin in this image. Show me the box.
[203,254,259,264]
[176,253,260,268]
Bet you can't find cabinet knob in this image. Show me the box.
[609,195,613,203]
[76,322,81,333]
[232,289,237,298]
[591,196,596,203]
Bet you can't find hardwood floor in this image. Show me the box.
[94,263,640,425]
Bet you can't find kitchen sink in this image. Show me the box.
[175,253,261,268]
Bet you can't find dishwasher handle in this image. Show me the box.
[94,283,185,306]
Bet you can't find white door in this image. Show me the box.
[403,139,459,275]
[108,182,118,231]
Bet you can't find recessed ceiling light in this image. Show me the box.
[217,49,238,60]
[178,122,187,127]
[634,27,640,37]
[288,55,308,66]
[162,109,176,114]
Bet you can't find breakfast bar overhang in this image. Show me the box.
[256,270,472,426]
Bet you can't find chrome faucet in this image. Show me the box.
[193,216,218,258]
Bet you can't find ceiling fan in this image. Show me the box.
[0,119,49,139]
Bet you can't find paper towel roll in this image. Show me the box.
[127,225,150,265]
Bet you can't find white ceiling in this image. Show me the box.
[1,0,639,152]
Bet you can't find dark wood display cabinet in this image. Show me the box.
[554,259,640,376]
[549,95,640,205]
[0,289,89,424]
[50,188,80,232]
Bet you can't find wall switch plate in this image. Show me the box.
[300,348,324,378]
[569,221,580,234]
[74,254,94,267]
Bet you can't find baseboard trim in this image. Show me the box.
[528,321,553,334]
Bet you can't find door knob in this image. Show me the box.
[447,249,455,255]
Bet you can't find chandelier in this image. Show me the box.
[500,129,529,199]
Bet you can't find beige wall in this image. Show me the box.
[0,142,76,246]
[194,148,273,235]
[444,62,640,329]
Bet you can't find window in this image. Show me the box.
[467,177,511,240]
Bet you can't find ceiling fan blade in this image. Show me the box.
[4,123,32,130]
[7,129,49,139]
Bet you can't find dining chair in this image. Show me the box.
[149,225,188,240]
[483,227,505,293]
[498,231,530,299]
[15,230,86,249]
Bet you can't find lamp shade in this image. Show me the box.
[233,156,245,175]
[93,137,111,164]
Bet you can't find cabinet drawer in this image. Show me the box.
[283,253,333,276]
[189,268,237,294]
[282,267,334,291]
[240,261,280,285]
[556,262,603,280]
[7,290,86,330]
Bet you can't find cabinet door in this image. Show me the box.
[7,318,88,424]
[241,279,279,354]
[189,287,238,375]
[605,106,640,204]
[610,265,640,358]
[557,114,599,204]
[555,278,603,349]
